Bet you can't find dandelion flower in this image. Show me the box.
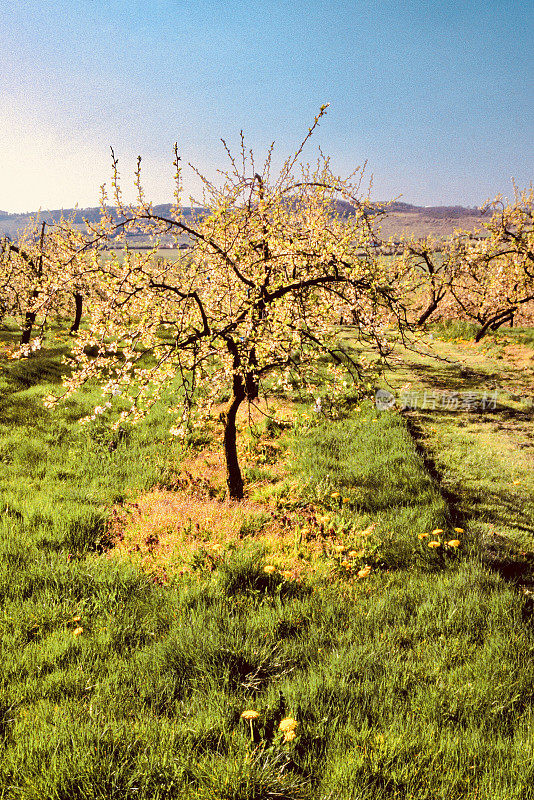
[71,615,81,622]
[333,545,345,553]
[427,541,441,548]
[241,710,259,720]
[283,730,297,742]
[357,565,372,578]
[73,627,83,636]
[348,549,364,558]
[454,527,464,534]
[263,565,276,575]
[418,533,429,540]
[431,529,444,536]
[331,492,341,499]
[281,570,293,580]
[341,560,351,568]
[279,717,298,732]
[342,497,351,504]
[447,539,460,548]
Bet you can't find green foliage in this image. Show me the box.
[430,318,481,341]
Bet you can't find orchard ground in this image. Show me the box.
[0,319,533,799]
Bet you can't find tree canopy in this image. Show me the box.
[44,109,407,497]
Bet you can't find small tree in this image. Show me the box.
[51,110,408,498]
[449,188,534,340]
[394,233,464,326]
[0,213,95,346]
[0,219,53,345]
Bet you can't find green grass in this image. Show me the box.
[372,324,534,566]
[1,327,534,798]
[432,319,534,349]
[292,409,453,570]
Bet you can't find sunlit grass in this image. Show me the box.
[1,324,534,798]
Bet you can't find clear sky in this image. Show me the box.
[1,0,532,213]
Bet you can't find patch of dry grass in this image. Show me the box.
[106,479,381,586]
[105,397,340,582]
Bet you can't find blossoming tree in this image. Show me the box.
[395,233,464,326]
[0,220,52,344]
[0,214,97,345]
[50,110,408,498]
[448,187,534,340]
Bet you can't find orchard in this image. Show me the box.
[1,111,532,497]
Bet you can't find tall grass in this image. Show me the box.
[1,332,533,798]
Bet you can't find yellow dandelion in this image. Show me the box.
[279,717,298,733]
[333,545,345,553]
[70,615,81,622]
[348,549,364,558]
[241,710,259,721]
[431,529,443,535]
[427,541,441,549]
[281,570,293,580]
[357,565,372,578]
[342,497,351,504]
[263,565,276,575]
[418,533,429,540]
[73,627,83,636]
[446,539,461,548]
[454,527,464,534]
[283,730,297,742]
[341,560,351,568]
[331,492,341,499]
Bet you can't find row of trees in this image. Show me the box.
[395,186,534,339]
[3,182,532,353]
[1,112,532,495]
[0,210,97,343]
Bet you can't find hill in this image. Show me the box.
[335,199,486,239]
[0,204,203,243]
[0,201,487,242]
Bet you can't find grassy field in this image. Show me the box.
[0,321,533,799]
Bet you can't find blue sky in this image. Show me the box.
[1,0,532,212]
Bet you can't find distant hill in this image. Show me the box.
[332,199,486,239]
[0,204,199,223]
[380,201,482,218]
[0,201,487,242]
[0,205,203,245]
[371,202,486,240]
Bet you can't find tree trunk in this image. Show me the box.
[475,308,517,342]
[417,298,439,326]
[21,223,46,346]
[70,292,83,334]
[224,379,246,500]
[490,309,514,331]
[21,311,36,345]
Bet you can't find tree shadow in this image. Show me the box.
[399,359,499,392]
[404,410,534,586]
